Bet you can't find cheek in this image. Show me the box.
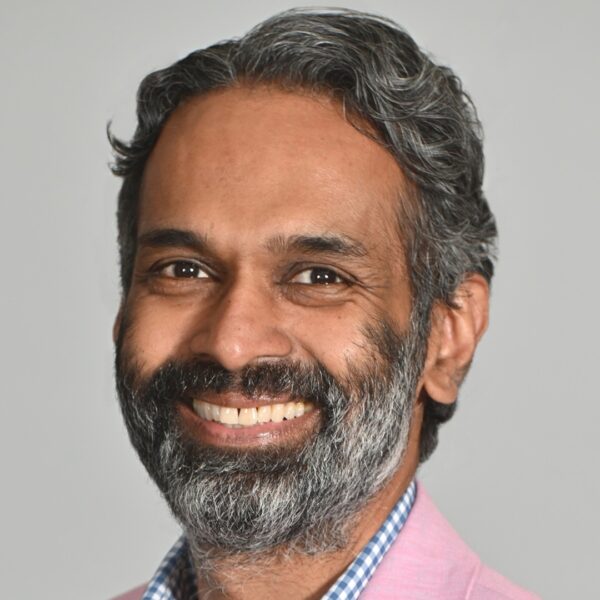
[288,307,377,377]
[120,297,200,377]
[287,283,412,373]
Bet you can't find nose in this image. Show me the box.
[189,277,294,372]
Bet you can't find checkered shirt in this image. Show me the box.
[141,480,417,600]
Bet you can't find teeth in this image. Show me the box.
[209,403,220,421]
[270,403,285,423]
[192,399,314,428]
[238,407,258,426]
[257,405,271,423]
[220,407,239,425]
[284,403,296,420]
[198,401,211,420]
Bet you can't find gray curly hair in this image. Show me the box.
[109,8,497,462]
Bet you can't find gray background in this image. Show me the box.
[1,1,598,598]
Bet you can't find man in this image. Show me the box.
[110,8,539,600]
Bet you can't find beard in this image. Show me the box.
[115,315,427,563]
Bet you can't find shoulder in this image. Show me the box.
[361,484,540,600]
[110,583,147,600]
[469,565,540,600]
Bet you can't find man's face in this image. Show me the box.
[116,87,426,556]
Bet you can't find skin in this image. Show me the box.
[115,86,489,599]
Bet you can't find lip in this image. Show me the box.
[176,399,321,448]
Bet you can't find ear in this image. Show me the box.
[113,307,123,344]
[420,274,490,404]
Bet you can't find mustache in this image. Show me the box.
[118,356,339,409]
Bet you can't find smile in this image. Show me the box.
[192,399,315,428]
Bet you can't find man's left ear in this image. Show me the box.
[421,274,490,405]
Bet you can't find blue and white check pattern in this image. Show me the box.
[141,480,417,600]
[141,537,197,600]
[323,480,416,600]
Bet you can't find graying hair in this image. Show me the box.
[109,7,497,462]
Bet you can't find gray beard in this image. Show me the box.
[116,316,426,565]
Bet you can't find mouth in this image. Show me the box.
[176,392,321,447]
[192,398,316,428]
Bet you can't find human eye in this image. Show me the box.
[156,259,210,279]
[291,266,347,286]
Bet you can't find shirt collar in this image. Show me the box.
[142,480,417,600]
[323,479,416,599]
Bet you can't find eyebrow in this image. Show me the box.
[266,234,368,258]
[137,228,368,259]
[138,228,209,253]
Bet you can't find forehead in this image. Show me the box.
[140,86,409,257]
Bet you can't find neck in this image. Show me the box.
[190,420,421,600]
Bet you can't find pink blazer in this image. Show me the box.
[113,486,539,600]
[360,486,539,599]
